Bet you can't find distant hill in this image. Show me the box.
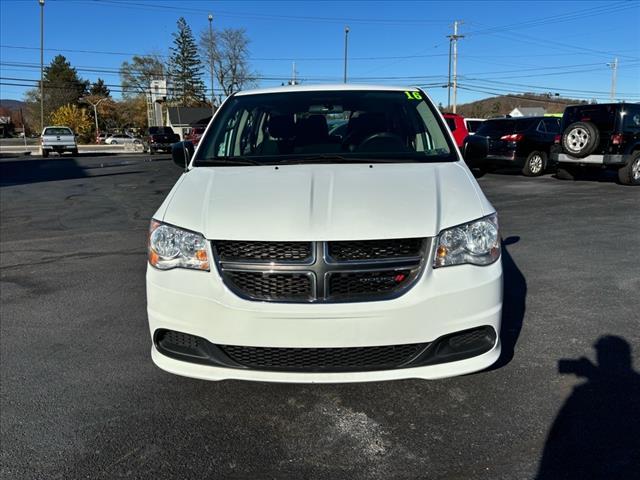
[448,93,588,118]
[0,99,26,111]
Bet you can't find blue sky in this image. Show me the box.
[1,0,639,106]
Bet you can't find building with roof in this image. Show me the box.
[509,107,547,117]
[166,107,213,140]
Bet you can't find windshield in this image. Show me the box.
[194,90,455,165]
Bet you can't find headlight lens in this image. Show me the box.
[434,213,500,268]
[148,220,209,271]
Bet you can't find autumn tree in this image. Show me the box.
[169,17,206,106]
[200,27,256,102]
[49,104,92,139]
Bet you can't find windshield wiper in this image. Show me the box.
[196,156,264,166]
[275,154,422,165]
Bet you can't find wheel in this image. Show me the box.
[617,151,640,186]
[72,148,79,156]
[562,121,599,158]
[556,165,579,180]
[42,149,49,158]
[133,140,142,145]
[111,140,118,145]
[522,151,547,177]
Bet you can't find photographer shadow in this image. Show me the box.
[537,336,640,479]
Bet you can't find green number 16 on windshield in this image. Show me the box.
[404,91,423,100]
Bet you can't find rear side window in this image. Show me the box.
[465,120,483,133]
[445,118,457,131]
[43,127,73,136]
[562,105,617,132]
[622,106,640,133]
[542,118,561,133]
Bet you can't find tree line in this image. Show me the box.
[22,17,254,138]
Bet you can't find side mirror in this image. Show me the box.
[171,141,194,168]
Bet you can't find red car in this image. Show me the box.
[185,127,206,147]
[443,113,469,148]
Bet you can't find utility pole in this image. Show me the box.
[208,13,215,114]
[39,0,45,133]
[291,61,297,85]
[343,26,350,83]
[447,21,464,114]
[447,38,452,110]
[608,57,618,102]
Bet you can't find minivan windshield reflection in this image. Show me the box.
[194,90,455,165]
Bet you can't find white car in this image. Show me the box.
[105,133,142,145]
[147,84,502,383]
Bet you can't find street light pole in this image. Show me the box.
[39,0,45,133]
[343,26,350,84]
[208,13,215,114]
[81,97,107,143]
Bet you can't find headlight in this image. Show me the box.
[148,220,209,271]
[433,213,500,268]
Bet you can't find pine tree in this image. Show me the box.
[24,55,89,123]
[168,17,206,106]
[90,78,111,97]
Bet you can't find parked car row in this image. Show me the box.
[453,103,640,185]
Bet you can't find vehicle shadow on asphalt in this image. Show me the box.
[488,236,527,371]
[536,336,640,479]
[0,157,140,187]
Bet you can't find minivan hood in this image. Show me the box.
[160,162,492,240]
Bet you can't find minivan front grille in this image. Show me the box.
[212,239,428,303]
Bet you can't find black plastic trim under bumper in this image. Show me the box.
[153,326,497,373]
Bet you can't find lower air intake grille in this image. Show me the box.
[219,343,427,372]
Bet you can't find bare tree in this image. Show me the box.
[200,27,257,102]
[119,54,165,98]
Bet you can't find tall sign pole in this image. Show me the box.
[39,0,45,132]
[343,26,350,84]
[448,21,464,114]
[208,13,215,114]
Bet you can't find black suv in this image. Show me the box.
[463,116,561,176]
[551,103,640,185]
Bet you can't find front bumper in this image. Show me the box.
[146,253,503,383]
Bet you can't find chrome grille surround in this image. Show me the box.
[212,239,429,303]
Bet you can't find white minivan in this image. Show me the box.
[146,85,502,383]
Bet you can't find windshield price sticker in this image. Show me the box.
[404,91,423,100]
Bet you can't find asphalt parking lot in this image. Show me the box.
[1,154,639,479]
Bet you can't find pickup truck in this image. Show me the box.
[41,126,78,157]
[146,126,180,154]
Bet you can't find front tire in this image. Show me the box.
[42,149,49,158]
[110,140,118,145]
[522,151,547,177]
[617,151,640,186]
[71,148,79,156]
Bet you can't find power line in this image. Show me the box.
[85,0,452,25]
